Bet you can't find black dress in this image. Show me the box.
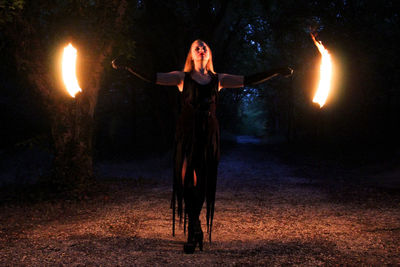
[171,71,220,242]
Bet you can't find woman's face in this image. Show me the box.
[191,41,210,62]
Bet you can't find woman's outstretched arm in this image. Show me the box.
[156,72,185,91]
[218,67,293,91]
[112,56,184,90]
[218,74,244,90]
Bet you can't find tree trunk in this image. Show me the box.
[7,0,128,193]
[49,39,113,192]
[50,92,94,191]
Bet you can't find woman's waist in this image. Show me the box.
[177,111,218,127]
[182,103,216,114]
[194,109,216,118]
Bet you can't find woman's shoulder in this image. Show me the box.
[171,71,185,76]
[169,71,186,81]
[207,71,219,79]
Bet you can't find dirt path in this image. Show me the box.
[1,144,399,266]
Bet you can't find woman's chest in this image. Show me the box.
[184,83,216,105]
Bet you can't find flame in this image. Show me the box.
[62,43,82,98]
[311,34,332,108]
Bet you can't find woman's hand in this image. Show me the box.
[277,67,294,77]
[111,55,129,70]
[111,56,157,84]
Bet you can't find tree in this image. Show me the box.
[1,0,130,193]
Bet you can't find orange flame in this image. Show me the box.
[311,34,332,108]
[62,43,82,98]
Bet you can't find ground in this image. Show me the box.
[0,139,399,266]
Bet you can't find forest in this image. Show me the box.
[1,0,399,189]
[0,0,399,265]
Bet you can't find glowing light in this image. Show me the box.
[62,43,82,98]
[311,34,332,108]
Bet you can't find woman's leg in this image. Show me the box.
[183,163,205,253]
[182,157,197,187]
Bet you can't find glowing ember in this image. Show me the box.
[62,43,82,98]
[311,34,332,108]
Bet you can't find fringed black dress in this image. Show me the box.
[171,71,220,242]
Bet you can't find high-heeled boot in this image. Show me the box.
[183,219,203,253]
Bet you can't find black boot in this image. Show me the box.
[183,219,203,253]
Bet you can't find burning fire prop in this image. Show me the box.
[62,43,82,98]
[311,34,332,108]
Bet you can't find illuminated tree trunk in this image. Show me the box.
[9,35,111,192]
[51,93,95,191]
[49,43,112,191]
[4,0,128,192]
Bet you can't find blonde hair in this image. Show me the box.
[183,39,215,74]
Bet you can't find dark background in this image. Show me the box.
[0,0,399,188]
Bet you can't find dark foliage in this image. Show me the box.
[1,0,399,191]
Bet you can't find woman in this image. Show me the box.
[112,39,292,253]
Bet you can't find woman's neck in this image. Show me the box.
[193,60,208,75]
